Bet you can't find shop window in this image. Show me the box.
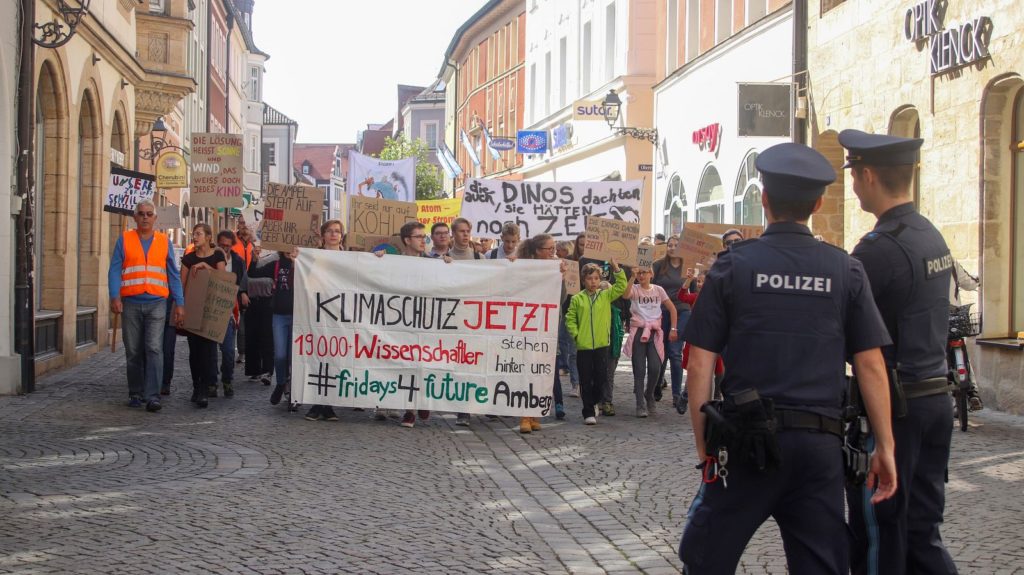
[733,150,764,225]
[696,165,724,223]
[663,174,687,235]
[1013,88,1024,331]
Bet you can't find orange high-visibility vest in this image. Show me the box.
[120,230,170,298]
[232,240,253,269]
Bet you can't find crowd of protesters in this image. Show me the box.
[111,200,740,431]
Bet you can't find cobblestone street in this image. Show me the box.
[1,343,1023,574]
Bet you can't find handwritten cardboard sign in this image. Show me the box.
[183,268,238,343]
[584,216,640,267]
[461,178,643,240]
[259,182,325,252]
[637,244,656,270]
[104,167,156,215]
[687,222,764,240]
[676,226,719,267]
[562,259,580,295]
[190,132,244,208]
[653,243,668,262]
[290,251,560,416]
[348,196,418,250]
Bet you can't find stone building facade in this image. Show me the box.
[806,0,1024,412]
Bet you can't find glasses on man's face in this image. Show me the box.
[724,238,742,246]
[409,234,427,240]
[136,212,155,218]
[433,231,450,237]
[219,243,233,251]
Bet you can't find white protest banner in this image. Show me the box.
[348,150,415,203]
[190,132,244,208]
[105,167,156,215]
[259,182,325,252]
[461,178,642,240]
[291,251,560,416]
[584,216,641,267]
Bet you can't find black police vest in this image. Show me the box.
[722,233,850,414]
[868,211,952,382]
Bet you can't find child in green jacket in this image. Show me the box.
[565,259,628,424]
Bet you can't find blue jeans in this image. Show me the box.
[660,310,690,399]
[558,315,579,386]
[122,299,166,402]
[219,317,236,384]
[272,314,293,389]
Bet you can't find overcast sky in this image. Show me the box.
[253,0,486,144]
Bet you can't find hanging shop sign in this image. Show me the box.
[737,84,791,138]
[902,0,993,75]
[488,137,516,151]
[552,123,574,151]
[572,98,611,122]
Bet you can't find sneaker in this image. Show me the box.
[223,382,234,398]
[968,395,984,411]
[569,386,580,398]
[400,411,416,428]
[128,396,144,408]
[260,377,271,386]
[417,410,431,421]
[305,406,321,421]
[269,384,285,405]
[373,408,388,421]
[519,418,532,434]
[160,385,171,396]
[584,416,597,425]
[321,406,339,421]
[208,385,218,398]
[637,407,649,418]
[455,413,471,427]
[146,399,162,412]
[236,355,244,364]
[555,404,566,420]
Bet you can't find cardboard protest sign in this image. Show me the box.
[190,133,244,208]
[259,182,325,252]
[105,167,156,215]
[416,198,461,226]
[637,244,656,269]
[653,243,668,262]
[676,226,719,267]
[291,251,560,416]
[562,259,580,295]
[584,216,640,267]
[687,222,764,240]
[183,268,238,343]
[348,196,418,250]
[461,178,643,240]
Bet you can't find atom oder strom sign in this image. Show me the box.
[902,0,993,75]
[461,178,642,240]
[291,251,561,416]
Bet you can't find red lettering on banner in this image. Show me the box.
[463,301,560,332]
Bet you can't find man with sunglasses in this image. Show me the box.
[108,199,185,412]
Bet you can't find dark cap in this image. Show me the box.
[754,143,836,202]
[838,129,923,168]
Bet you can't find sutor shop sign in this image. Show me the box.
[903,0,993,75]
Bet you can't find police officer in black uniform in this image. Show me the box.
[678,142,898,574]
[840,129,959,575]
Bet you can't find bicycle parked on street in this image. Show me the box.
[947,303,981,432]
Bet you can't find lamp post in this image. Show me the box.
[138,117,189,166]
[602,89,659,146]
[32,0,91,48]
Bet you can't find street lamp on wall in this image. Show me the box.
[32,0,91,48]
[138,117,188,166]
[601,89,659,146]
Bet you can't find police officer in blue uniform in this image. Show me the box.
[678,143,898,574]
[840,129,959,575]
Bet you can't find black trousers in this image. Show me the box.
[847,393,958,575]
[576,347,608,418]
[187,334,219,398]
[679,431,847,574]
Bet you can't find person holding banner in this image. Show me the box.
[303,220,345,422]
[622,266,679,417]
[565,259,628,425]
[488,222,520,260]
[250,246,299,407]
[652,234,691,412]
[427,223,452,258]
[181,224,227,409]
[449,218,482,261]
[108,199,185,412]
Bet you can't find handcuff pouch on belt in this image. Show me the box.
[843,376,871,486]
[701,388,782,473]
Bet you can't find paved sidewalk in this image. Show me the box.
[1,342,1023,574]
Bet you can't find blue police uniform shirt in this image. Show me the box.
[851,202,952,382]
[683,221,891,418]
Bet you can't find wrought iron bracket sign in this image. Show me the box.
[33,0,91,49]
[612,126,659,146]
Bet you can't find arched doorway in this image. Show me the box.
[34,60,69,357]
[733,150,764,226]
[76,89,101,347]
[663,173,686,235]
[696,165,724,223]
[889,106,922,207]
